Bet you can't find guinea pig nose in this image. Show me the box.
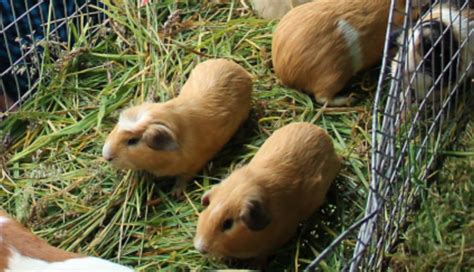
[102,143,114,162]
[104,156,113,162]
[194,238,208,254]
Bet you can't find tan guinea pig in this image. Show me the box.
[251,0,312,19]
[194,122,341,260]
[271,0,429,106]
[102,59,252,196]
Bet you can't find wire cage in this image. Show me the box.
[307,0,473,270]
[0,0,103,117]
[0,0,472,271]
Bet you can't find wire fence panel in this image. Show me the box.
[0,0,103,117]
[361,1,472,270]
[307,0,472,270]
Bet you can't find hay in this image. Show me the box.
[0,1,376,270]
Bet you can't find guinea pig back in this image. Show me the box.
[102,59,252,195]
[272,0,394,105]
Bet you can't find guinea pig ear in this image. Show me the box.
[240,199,271,231]
[201,187,214,206]
[388,28,402,51]
[418,22,444,57]
[143,123,178,151]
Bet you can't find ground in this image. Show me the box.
[390,120,474,271]
[0,1,471,271]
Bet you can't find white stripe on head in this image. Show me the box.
[337,19,363,72]
[118,108,149,132]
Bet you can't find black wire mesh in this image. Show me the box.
[0,0,103,117]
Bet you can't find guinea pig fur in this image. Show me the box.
[102,59,252,195]
[251,0,312,19]
[194,122,341,260]
[391,1,473,105]
[0,210,133,272]
[272,0,427,107]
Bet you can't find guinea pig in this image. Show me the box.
[0,210,133,272]
[102,59,252,196]
[194,122,341,260]
[391,0,473,105]
[251,0,312,19]
[272,0,431,106]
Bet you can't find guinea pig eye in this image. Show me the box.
[127,137,140,146]
[221,219,233,232]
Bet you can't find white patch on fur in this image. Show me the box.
[118,109,148,132]
[439,7,469,41]
[337,19,363,72]
[0,215,9,226]
[40,257,134,272]
[0,216,9,242]
[5,249,50,272]
[405,27,421,72]
[5,249,133,272]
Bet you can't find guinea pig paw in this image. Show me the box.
[171,187,185,199]
[170,178,188,199]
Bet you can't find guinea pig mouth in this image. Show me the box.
[109,158,136,170]
[198,248,238,260]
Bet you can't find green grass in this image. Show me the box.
[389,121,474,271]
[1,1,380,271]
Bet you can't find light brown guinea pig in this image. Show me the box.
[194,122,341,260]
[251,0,312,19]
[271,0,429,106]
[102,59,252,196]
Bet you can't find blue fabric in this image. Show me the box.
[0,0,89,100]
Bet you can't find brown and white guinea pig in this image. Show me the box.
[251,0,312,19]
[193,122,341,260]
[272,0,430,106]
[0,210,133,272]
[391,0,473,104]
[102,59,252,196]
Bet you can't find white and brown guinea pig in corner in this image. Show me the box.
[391,0,474,105]
[194,122,341,260]
[0,210,133,272]
[251,0,312,19]
[272,0,431,106]
[102,59,252,196]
